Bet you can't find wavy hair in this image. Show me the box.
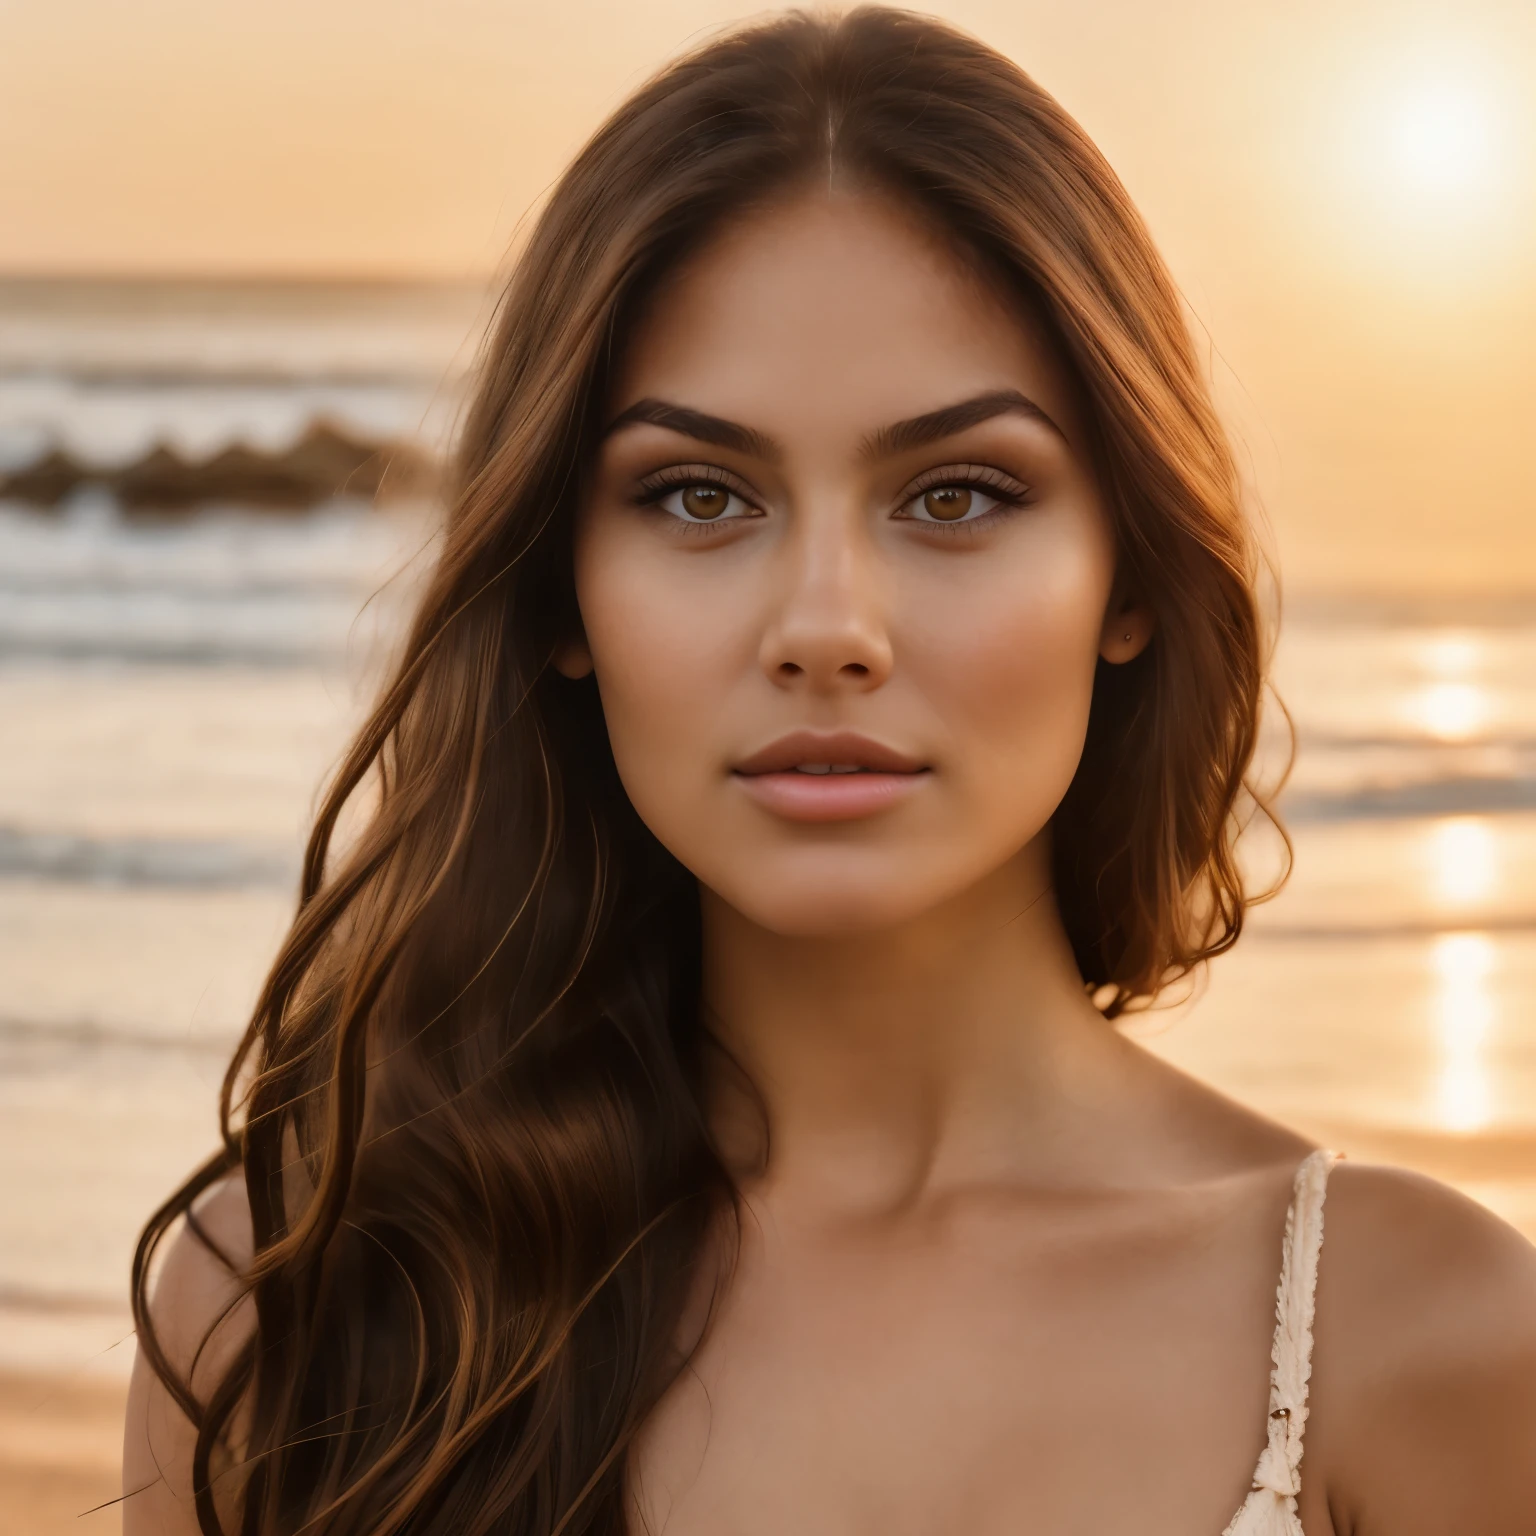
[133,9,1279,1533]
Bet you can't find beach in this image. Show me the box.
[0,1372,125,1536]
[4,279,1536,1530]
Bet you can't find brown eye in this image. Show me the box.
[681,485,729,520]
[650,476,756,526]
[923,486,972,521]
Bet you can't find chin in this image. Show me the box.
[704,849,976,938]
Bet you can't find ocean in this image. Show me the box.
[3,280,1535,1385]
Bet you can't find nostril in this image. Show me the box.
[778,662,804,677]
[843,663,869,677]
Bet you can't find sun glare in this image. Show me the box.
[1432,931,1496,1133]
[1316,34,1530,284]
[1385,82,1499,200]
[1407,632,1490,741]
[1413,682,1487,741]
[1428,817,1498,908]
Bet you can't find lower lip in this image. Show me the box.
[732,769,929,823]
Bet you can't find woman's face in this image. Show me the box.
[566,188,1145,936]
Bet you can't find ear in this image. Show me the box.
[552,638,594,680]
[1098,594,1155,665]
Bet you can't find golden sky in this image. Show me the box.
[3,0,1535,593]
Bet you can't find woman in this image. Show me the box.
[124,9,1536,1534]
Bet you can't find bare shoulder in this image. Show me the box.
[123,1174,255,1535]
[1307,1161,1536,1535]
[147,1174,255,1363]
[1319,1161,1536,1361]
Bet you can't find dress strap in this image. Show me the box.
[1247,1149,1340,1509]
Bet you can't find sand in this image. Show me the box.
[0,1371,128,1536]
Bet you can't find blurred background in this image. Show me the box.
[3,0,1535,1527]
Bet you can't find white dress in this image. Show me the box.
[1221,1149,1340,1536]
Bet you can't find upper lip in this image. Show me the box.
[732,731,928,775]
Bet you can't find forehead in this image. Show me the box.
[610,188,1085,450]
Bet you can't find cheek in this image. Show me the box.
[908,524,1111,801]
[573,533,741,799]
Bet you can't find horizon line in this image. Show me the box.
[0,266,499,289]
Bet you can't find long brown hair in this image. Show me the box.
[133,9,1276,1532]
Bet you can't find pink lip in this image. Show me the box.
[731,731,930,823]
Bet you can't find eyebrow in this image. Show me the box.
[862,389,1064,457]
[600,387,1062,462]
[602,399,779,460]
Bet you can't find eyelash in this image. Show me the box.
[633,464,762,532]
[631,461,1032,533]
[898,463,1031,532]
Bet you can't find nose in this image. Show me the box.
[758,510,894,693]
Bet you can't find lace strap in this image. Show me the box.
[1248,1149,1339,1503]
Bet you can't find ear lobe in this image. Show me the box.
[552,640,595,680]
[1098,605,1155,665]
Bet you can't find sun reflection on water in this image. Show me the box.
[1410,632,1489,741]
[1432,932,1496,1133]
[1428,816,1497,906]
[1421,633,1481,675]
[1414,681,1487,741]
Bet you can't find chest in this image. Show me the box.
[629,1198,1289,1536]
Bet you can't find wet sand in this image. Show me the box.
[0,1371,127,1536]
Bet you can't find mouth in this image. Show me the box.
[731,732,930,822]
[733,731,928,777]
[782,764,879,775]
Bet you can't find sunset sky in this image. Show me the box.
[3,0,1535,593]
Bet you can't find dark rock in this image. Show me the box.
[0,418,441,512]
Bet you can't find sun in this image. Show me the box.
[1384,81,1500,202]
[1309,31,1530,285]
[1365,60,1515,230]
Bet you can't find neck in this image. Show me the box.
[700,839,1128,1213]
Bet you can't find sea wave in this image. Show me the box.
[1281,776,1536,821]
[1249,915,1536,940]
[0,1016,237,1057]
[0,826,298,888]
[0,580,396,664]
[0,499,427,662]
[0,369,454,469]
